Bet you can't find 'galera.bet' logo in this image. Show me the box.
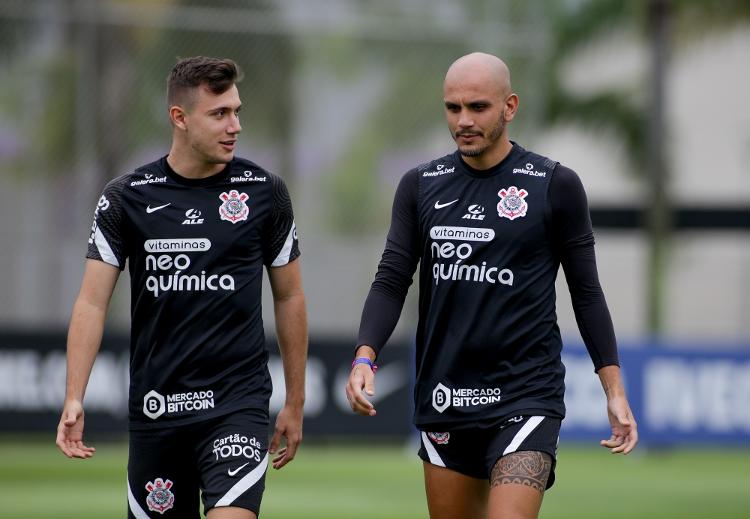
[497,186,529,220]
[219,190,249,224]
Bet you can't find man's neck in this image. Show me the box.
[167,147,226,179]
[461,137,513,171]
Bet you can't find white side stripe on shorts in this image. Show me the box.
[127,479,151,519]
[215,452,269,507]
[503,416,545,456]
[421,432,446,468]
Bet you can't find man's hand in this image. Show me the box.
[269,404,303,470]
[597,365,638,454]
[345,346,377,417]
[600,395,638,454]
[56,400,96,459]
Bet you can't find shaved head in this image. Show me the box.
[442,52,518,168]
[444,52,512,98]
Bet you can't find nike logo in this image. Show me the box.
[227,462,249,477]
[146,203,171,214]
[434,199,459,210]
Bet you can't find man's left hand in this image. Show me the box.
[269,404,303,469]
[600,395,638,454]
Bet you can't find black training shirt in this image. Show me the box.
[358,143,618,430]
[87,156,299,430]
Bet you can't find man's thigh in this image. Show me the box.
[488,451,551,519]
[128,427,200,518]
[423,461,488,519]
[486,415,560,519]
[419,429,490,518]
[206,506,257,519]
[485,415,560,490]
[196,409,270,518]
[418,415,560,519]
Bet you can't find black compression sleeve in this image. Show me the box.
[549,165,619,370]
[356,170,421,355]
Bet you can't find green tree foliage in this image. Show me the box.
[542,0,750,335]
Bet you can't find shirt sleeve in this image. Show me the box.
[548,165,619,371]
[356,169,421,355]
[86,176,128,270]
[263,174,301,267]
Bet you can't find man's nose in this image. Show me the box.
[228,113,241,134]
[457,109,473,128]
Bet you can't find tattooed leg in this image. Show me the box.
[491,450,552,492]
[488,451,551,519]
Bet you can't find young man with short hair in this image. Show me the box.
[57,56,307,519]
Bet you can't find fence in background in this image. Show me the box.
[2,331,749,445]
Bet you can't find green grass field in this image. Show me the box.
[1,438,748,518]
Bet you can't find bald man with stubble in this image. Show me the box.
[345,52,638,519]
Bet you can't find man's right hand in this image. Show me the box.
[56,400,96,459]
[345,346,378,417]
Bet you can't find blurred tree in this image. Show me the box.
[322,42,462,234]
[134,0,296,185]
[0,0,295,183]
[541,0,750,337]
[321,0,545,234]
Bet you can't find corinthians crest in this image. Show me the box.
[497,186,528,220]
[427,432,451,445]
[219,190,249,223]
[145,478,175,514]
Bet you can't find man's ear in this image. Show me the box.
[504,93,519,122]
[169,105,188,130]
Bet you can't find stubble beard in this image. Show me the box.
[455,115,505,158]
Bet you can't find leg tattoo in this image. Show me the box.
[490,451,551,493]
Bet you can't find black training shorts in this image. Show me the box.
[127,409,269,518]
[418,415,561,489]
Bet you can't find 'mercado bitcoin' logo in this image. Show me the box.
[432,383,502,413]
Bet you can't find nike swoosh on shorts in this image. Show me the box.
[227,462,250,477]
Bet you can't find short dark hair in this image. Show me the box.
[167,56,242,109]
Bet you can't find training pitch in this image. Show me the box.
[0,439,748,518]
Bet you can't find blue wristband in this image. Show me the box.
[352,357,378,373]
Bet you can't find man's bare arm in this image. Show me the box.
[267,259,307,469]
[56,259,119,459]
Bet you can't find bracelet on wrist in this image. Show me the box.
[351,357,378,373]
